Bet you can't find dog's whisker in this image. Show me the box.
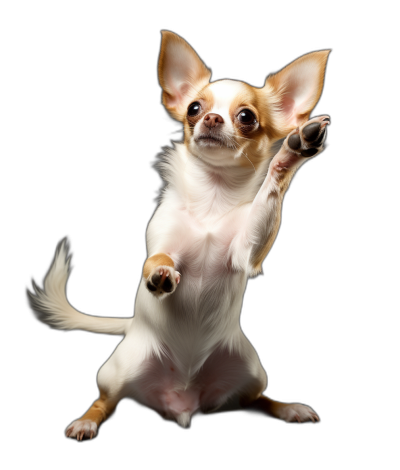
[241,152,257,174]
[236,135,259,144]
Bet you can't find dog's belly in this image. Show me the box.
[131,346,254,425]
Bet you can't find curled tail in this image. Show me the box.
[27,238,131,335]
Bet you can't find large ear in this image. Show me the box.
[158,31,211,121]
[265,50,330,131]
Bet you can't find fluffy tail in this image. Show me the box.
[27,238,131,335]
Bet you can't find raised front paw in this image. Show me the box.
[285,115,330,157]
[146,266,181,297]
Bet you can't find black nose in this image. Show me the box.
[203,113,224,128]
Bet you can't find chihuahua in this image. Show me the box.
[28,31,330,439]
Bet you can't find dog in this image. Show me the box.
[28,31,330,440]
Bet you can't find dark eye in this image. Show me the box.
[188,102,202,117]
[238,109,256,125]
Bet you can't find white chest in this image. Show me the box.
[149,194,249,271]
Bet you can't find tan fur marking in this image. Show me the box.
[250,166,297,272]
[197,86,215,108]
[77,390,116,427]
[231,87,264,169]
[247,395,289,418]
[143,253,174,279]
[229,85,259,123]
[239,382,287,417]
[240,376,319,423]
[251,208,282,273]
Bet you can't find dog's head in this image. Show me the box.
[158,31,329,169]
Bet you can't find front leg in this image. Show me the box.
[245,115,330,275]
[143,253,181,297]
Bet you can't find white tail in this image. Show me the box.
[27,238,131,335]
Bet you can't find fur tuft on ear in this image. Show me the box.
[158,31,211,121]
[265,50,330,133]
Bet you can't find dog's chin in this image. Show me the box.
[190,135,239,167]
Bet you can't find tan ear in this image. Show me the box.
[265,50,330,131]
[158,31,211,121]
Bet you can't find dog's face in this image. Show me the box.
[184,79,273,168]
[158,31,329,169]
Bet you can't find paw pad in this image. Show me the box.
[146,267,181,296]
[288,133,301,150]
[287,116,330,157]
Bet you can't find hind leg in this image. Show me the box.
[65,320,168,438]
[65,334,133,440]
[65,389,119,440]
[237,335,319,423]
[240,378,319,423]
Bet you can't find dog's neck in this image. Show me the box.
[161,144,270,222]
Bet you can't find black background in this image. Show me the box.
[9,7,362,465]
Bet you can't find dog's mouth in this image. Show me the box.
[194,134,226,147]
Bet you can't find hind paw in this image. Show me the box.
[65,419,98,440]
[279,403,320,423]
